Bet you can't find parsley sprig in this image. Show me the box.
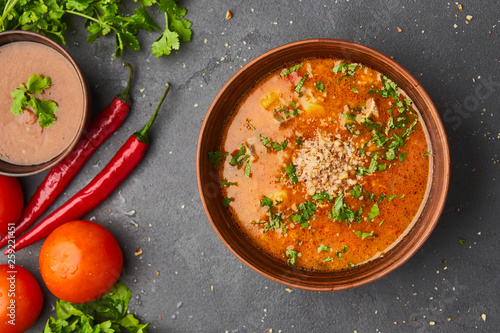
[43,281,150,332]
[11,74,58,127]
[0,0,192,58]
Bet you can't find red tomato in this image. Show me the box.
[39,220,123,303]
[0,264,43,333]
[0,176,23,235]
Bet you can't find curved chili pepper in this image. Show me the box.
[0,63,134,249]
[7,83,170,253]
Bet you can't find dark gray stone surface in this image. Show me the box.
[5,0,500,332]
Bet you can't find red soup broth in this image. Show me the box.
[214,58,431,271]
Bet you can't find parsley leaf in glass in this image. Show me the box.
[11,74,58,128]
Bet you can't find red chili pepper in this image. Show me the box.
[7,83,170,253]
[0,63,134,249]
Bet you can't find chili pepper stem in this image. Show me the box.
[134,83,170,145]
[116,62,134,104]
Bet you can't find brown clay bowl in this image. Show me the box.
[197,39,450,291]
[0,30,91,177]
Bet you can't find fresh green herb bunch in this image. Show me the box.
[43,281,150,332]
[0,0,192,58]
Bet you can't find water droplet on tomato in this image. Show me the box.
[60,274,66,279]
[49,265,56,272]
[69,266,78,274]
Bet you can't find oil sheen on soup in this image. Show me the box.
[214,58,431,271]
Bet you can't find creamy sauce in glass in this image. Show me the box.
[0,42,85,165]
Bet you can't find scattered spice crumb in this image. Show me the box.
[429,321,436,326]
[413,292,418,296]
[482,314,486,321]
[285,288,292,293]
[204,39,208,44]
[466,15,473,20]
[456,3,463,12]
[194,103,199,108]
[156,270,160,275]
[226,10,232,20]
[211,285,214,291]
[397,27,403,33]
[135,248,143,256]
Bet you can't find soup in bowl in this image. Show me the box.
[197,39,449,291]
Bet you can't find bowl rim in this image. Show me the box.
[197,38,450,291]
[0,30,91,177]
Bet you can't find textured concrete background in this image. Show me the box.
[4,0,500,332]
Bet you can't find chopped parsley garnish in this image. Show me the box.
[324,257,334,262]
[341,113,357,121]
[352,88,359,93]
[11,74,58,127]
[369,76,398,100]
[284,163,298,185]
[259,135,271,147]
[327,194,362,225]
[296,136,304,147]
[312,192,332,202]
[335,246,348,260]
[402,120,418,139]
[367,203,380,222]
[399,152,407,162]
[388,194,405,201]
[349,184,363,199]
[294,71,311,95]
[244,162,251,178]
[384,148,397,161]
[271,140,288,151]
[345,123,360,136]
[280,63,303,77]
[219,180,237,186]
[258,196,284,232]
[332,62,358,77]
[229,144,249,166]
[458,238,466,244]
[292,200,317,228]
[422,151,432,157]
[208,151,229,168]
[248,122,288,152]
[318,245,331,252]
[354,230,374,240]
[259,135,288,152]
[285,249,299,266]
[223,198,233,207]
[357,153,379,176]
[246,120,256,131]
[289,101,300,116]
[316,82,325,91]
